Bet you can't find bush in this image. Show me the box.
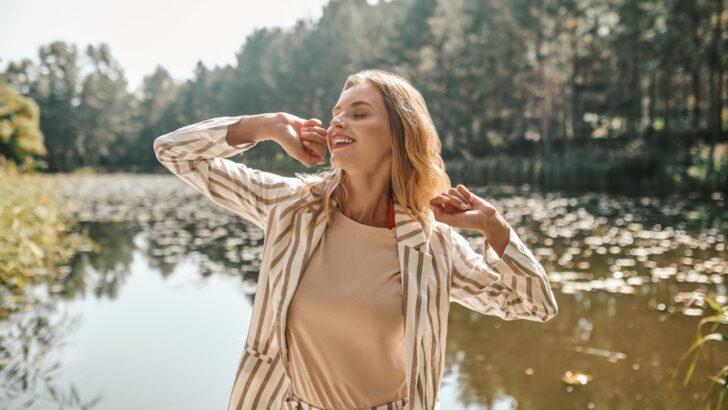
[0,163,97,320]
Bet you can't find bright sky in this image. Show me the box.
[0,0,333,93]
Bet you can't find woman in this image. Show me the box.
[153,69,558,410]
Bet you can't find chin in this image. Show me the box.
[330,156,347,169]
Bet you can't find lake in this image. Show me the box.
[2,174,726,409]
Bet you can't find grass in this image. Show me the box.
[672,294,728,409]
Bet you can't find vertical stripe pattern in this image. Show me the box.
[153,116,559,410]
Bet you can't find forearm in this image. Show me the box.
[224,112,284,146]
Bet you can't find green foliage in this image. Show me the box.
[0,163,98,320]
[446,136,680,193]
[685,144,728,192]
[0,81,46,170]
[672,293,728,410]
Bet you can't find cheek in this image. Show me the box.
[368,130,393,158]
[354,119,393,154]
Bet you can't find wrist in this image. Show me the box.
[482,223,511,259]
[225,113,281,145]
[268,112,291,143]
[478,210,508,235]
[479,211,510,243]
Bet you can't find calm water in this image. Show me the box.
[2,174,726,409]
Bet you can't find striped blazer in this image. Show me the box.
[153,116,559,410]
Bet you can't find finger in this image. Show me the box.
[302,138,328,158]
[305,144,325,163]
[310,127,330,142]
[430,195,446,206]
[430,203,456,222]
[456,184,473,202]
[437,194,463,213]
[448,187,469,204]
[302,137,327,157]
[294,142,320,167]
[303,152,323,168]
[301,129,328,147]
[303,118,322,127]
[303,144,325,162]
[446,197,468,211]
[300,129,326,144]
[446,190,470,210]
[305,125,327,133]
[434,193,460,206]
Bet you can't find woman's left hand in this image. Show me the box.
[429,185,509,235]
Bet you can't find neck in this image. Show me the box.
[339,168,391,227]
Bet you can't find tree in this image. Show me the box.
[0,81,46,170]
[77,43,137,170]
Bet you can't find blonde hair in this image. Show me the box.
[290,69,451,235]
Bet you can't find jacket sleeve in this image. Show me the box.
[153,115,303,230]
[448,225,559,322]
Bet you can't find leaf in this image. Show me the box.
[717,387,726,410]
[27,240,44,260]
[703,296,724,314]
[673,333,724,385]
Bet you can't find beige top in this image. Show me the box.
[285,209,407,409]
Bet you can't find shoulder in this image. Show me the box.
[269,180,321,216]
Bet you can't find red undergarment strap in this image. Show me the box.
[386,195,395,229]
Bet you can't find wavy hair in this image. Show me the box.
[290,69,451,236]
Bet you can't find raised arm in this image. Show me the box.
[448,226,559,322]
[152,113,303,230]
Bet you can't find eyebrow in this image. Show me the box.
[331,100,373,115]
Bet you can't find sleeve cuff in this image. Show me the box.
[209,115,260,150]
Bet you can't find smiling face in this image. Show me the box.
[327,82,394,172]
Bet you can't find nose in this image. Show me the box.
[330,115,346,128]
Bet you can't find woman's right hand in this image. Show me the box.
[271,112,329,168]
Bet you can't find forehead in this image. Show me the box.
[332,83,381,112]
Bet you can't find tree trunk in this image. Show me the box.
[706,0,724,185]
[684,4,702,183]
[663,70,672,130]
[630,55,641,137]
[648,71,657,135]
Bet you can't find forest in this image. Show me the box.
[1,0,726,194]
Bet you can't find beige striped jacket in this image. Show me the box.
[153,116,559,410]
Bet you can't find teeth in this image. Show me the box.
[333,138,354,146]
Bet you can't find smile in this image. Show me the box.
[331,136,356,150]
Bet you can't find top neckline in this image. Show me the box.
[334,210,397,239]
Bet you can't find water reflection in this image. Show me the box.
[0,297,101,408]
[1,174,725,409]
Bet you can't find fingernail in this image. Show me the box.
[460,203,468,209]
[303,141,311,146]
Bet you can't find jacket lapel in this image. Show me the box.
[272,198,435,410]
[393,200,435,409]
[272,208,328,385]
